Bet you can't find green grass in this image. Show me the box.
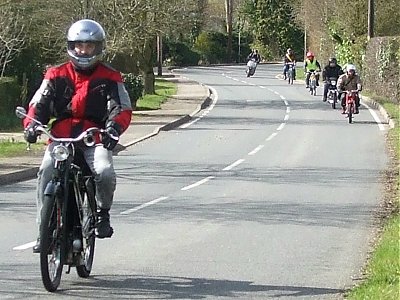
[0,141,45,158]
[135,78,177,110]
[346,97,399,300]
[296,70,306,80]
[346,217,400,299]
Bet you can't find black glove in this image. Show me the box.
[101,126,119,150]
[24,124,38,144]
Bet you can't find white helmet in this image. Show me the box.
[67,19,105,70]
[346,64,356,73]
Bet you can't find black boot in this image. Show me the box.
[33,238,40,253]
[96,209,114,238]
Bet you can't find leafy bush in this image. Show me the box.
[193,31,228,64]
[363,37,400,104]
[163,41,200,66]
[0,77,22,131]
[122,73,144,109]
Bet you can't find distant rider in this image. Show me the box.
[304,51,321,88]
[322,57,344,102]
[247,49,261,63]
[337,64,362,114]
[283,48,296,80]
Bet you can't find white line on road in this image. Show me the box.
[277,123,286,131]
[13,241,36,251]
[248,145,264,156]
[180,86,219,129]
[223,159,245,171]
[181,176,215,191]
[284,114,290,121]
[362,102,386,131]
[120,196,170,215]
[266,132,278,141]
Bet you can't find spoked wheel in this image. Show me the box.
[332,94,337,109]
[348,104,353,123]
[287,71,293,85]
[76,178,97,278]
[40,194,64,292]
[76,234,95,278]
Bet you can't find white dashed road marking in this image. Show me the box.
[121,196,170,215]
[181,176,215,191]
[223,159,246,171]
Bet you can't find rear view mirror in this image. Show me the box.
[15,106,27,119]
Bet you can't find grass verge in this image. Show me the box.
[345,98,399,299]
[0,141,45,158]
[135,78,177,110]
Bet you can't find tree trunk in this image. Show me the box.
[225,0,233,62]
[140,38,155,95]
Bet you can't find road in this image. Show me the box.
[0,64,388,299]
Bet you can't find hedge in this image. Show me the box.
[363,37,400,104]
[0,77,22,131]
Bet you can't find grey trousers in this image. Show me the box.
[36,143,116,228]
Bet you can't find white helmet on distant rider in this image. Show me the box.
[346,64,356,77]
[67,19,106,70]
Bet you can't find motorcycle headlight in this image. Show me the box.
[331,80,336,85]
[51,145,69,161]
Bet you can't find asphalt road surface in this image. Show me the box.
[0,64,388,299]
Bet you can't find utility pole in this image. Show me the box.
[225,0,233,62]
[368,0,374,40]
[157,34,162,76]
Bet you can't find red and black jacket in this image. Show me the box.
[24,61,132,139]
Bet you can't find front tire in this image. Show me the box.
[76,179,97,278]
[40,194,64,292]
[348,104,353,123]
[332,93,337,109]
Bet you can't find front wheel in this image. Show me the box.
[40,193,64,292]
[348,104,353,123]
[76,178,97,278]
[332,93,337,109]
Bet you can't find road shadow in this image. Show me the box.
[62,274,344,299]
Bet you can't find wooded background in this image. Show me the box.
[0,0,398,121]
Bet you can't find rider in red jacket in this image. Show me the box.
[24,19,132,252]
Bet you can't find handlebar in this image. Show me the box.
[15,106,117,147]
[34,125,106,144]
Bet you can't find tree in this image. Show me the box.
[225,0,233,62]
[0,3,26,77]
[90,0,200,94]
[240,0,304,59]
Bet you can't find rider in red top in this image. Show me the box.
[24,19,132,252]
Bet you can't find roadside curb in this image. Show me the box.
[114,86,213,154]
[0,80,213,186]
[0,167,39,186]
[361,95,396,129]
